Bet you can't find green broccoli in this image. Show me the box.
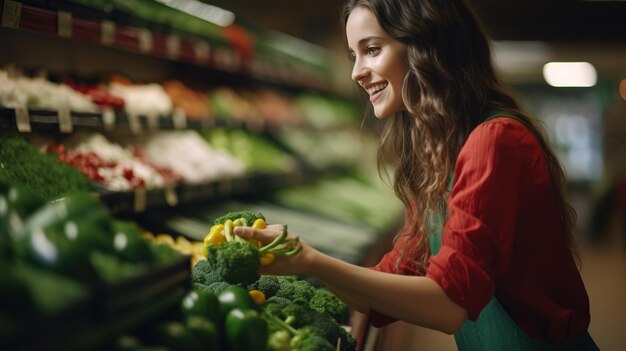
[192,259,224,286]
[338,325,358,351]
[204,240,260,286]
[304,311,341,347]
[267,329,291,351]
[247,275,280,298]
[202,212,301,289]
[206,281,232,294]
[281,303,314,328]
[275,277,317,305]
[309,288,351,325]
[213,210,265,226]
[265,296,293,306]
[294,334,336,351]
[262,301,350,351]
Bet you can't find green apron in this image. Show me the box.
[427,113,600,351]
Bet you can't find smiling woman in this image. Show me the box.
[233,0,601,350]
[346,7,409,118]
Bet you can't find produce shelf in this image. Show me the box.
[95,166,330,215]
[0,107,292,134]
[0,0,334,93]
[11,255,191,351]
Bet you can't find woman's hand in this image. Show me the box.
[233,224,318,276]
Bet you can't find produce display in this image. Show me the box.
[295,93,360,128]
[187,210,356,351]
[43,133,184,191]
[275,126,377,169]
[132,130,246,185]
[271,171,403,232]
[0,182,188,350]
[0,131,94,201]
[163,80,214,120]
[202,127,297,174]
[0,69,96,112]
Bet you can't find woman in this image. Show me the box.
[236,0,599,349]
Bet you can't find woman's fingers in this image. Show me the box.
[233,225,278,244]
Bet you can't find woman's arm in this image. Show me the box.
[310,252,467,334]
[234,225,468,334]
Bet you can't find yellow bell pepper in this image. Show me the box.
[252,218,266,229]
[248,290,266,304]
[260,252,275,266]
[203,224,225,247]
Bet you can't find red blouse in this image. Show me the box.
[370,118,590,343]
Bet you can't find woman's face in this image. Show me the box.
[346,6,409,119]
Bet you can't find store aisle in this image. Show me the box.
[369,213,626,350]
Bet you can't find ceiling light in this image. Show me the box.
[542,62,597,87]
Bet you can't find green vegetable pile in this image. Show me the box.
[109,285,266,351]
[0,181,183,350]
[0,131,94,201]
[188,210,356,351]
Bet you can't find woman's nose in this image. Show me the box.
[351,59,368,82]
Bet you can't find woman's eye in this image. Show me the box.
[367,46,380,55]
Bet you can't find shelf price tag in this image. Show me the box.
[102,107,115,131]
[2,0,21,28]
[100,20,115,45]
[137,28,153,53]
[128,113,142,134]
[57,11,72,38]
[134,187,147,213]
[15,107,31,132]
[164,185,178,207]
[146,114,158,130]
[194,42,210,64]
[172,108,187,129]
[57,109,73,133]
[166,35,181,59]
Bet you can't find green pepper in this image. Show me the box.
[0,186,45,241]
[185,315,219,351]
[181,288,220,325]
[217,285,257,322]
[15,223,97,281]
[149,320,202,351]
[23,192,107,233]
[111,220,153,263]
[224,308,268,351]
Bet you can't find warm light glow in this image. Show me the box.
[620,79,626,101]
[543,62,597,87]
[155,0,235,27]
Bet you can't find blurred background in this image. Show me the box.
[1,0,625,350]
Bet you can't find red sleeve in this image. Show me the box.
[426,119,531,321]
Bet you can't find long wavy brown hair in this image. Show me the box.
[343,0,577,273]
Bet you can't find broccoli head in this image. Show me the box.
[303,311,341,347]
[268,330,291,351]
[275,277,316,305]
[205,240,260,286]
[191,259,223,285]
[293,333,335,351]
[247,275,280,298]
[262,301,348,351]
[265,296,293,306]
[309,288,351,325]
[338,325,357,351]
[213,211,265,226]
